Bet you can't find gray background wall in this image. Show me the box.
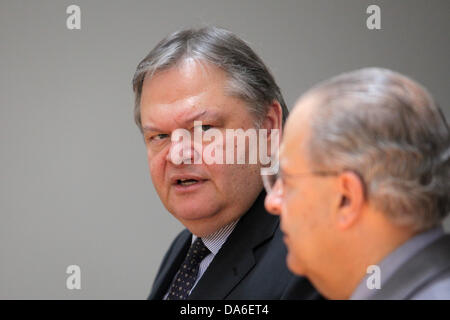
[1,0,449,299]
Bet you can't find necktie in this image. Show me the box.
[166,237,210,300]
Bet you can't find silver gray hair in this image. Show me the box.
[305,68,450,232]
[132,26,288,132]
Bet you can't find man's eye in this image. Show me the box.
[201,125,212,131]
[150,134,169,141]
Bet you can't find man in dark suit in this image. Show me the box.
[132,26,319,300]
[265,67,450,299]
[148,191,318,299]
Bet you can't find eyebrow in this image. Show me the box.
[142,109,223,133]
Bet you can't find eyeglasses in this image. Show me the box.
[261,162,339,194]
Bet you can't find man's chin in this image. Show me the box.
[174,210,226,237]
[174,210,214,221]
[170,204,220,223]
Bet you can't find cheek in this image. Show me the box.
[283,188,323,243]
[283,195,303,234]
[208,163,261,200]
[206,163,235,193]
[147,150,165,186]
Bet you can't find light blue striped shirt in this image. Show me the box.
[190,220,239,293]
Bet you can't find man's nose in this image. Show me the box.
[166,138,202,165]
[264,181,283,216]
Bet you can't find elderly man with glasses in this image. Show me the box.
[264,68,450,300]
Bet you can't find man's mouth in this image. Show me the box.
[176,178,200,186]
[170,174,208,192]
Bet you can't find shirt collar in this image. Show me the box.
[192,220,239,255]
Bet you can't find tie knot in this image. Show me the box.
[187,238,210,262]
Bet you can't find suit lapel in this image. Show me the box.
[148,230,192,299]
[188,191,278,299]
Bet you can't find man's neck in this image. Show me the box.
[319,222,415,299]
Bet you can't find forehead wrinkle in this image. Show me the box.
[141,94,201,131]
[174,108,226,128]
[143,108,223,133]
[171,106,204,128]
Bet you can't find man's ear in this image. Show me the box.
[261,100,283,144]
[335,171,365,229]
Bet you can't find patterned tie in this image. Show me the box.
[166,237,210,300]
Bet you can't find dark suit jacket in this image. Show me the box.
[372,234,450,299]
[148,191,321,300]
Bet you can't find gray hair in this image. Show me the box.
[305,68,450,232]
[132,26,288,132]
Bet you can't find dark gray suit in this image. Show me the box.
[372,233,450,300]
[148,191,321,300]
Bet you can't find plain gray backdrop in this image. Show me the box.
[1,0,449,299]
